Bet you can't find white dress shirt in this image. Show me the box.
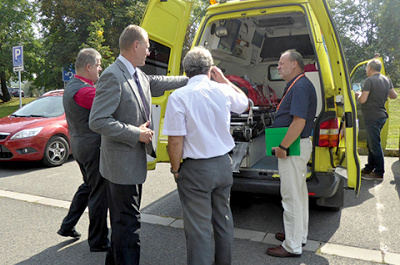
[163,74,248,159]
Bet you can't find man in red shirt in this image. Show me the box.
[57,48,109,252]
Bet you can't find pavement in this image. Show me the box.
[1,155,400,265]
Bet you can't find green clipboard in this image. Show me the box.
[265,127,300,156]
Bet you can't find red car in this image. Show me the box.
[0,90,70,167]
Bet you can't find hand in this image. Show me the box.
[273,146,287,159]
[210,66,228,84]
[355,91,361,98]
[139,121,154,144]
[173,172,179,180]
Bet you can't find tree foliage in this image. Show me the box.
[2,0,398,103]
[80,19,115,69]
[0,0,40,102]
[182,0,209,56]
[328,0,400,86]
[377,0,400,86]
[39,0,147,90]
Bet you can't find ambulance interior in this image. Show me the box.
[197,12,322,170]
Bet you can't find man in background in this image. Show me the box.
[356,59,397,181]
[58,48,109,252]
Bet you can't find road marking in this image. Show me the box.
[374,185,389,253]
[1,189,400,264]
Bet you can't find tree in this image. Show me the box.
[39,0,147,90]
[328,0,400,86]
[182,0,209,55]
[0,0,40,102]
[376,0,400,86]
[80,19,115,69]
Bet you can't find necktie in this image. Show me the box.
[133,71,150,122]
[133,71,156,158]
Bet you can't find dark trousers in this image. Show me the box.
[364,117,387,176]
[60,137,108,247]
[105,180,142,265]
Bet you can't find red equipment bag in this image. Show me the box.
[226,75,277,107]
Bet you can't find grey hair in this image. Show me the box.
[119,24,147,52]
[183,46,214,78]
[367,59,382,72]
[75,48,101,71]
[283,49,305,71]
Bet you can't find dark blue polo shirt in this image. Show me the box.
[271,74,317,138]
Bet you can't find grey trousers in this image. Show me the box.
[176,154,234,265]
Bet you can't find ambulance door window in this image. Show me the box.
[141,39,171,76]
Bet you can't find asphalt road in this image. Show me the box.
[1,155,400,265]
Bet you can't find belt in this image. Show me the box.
[183,153,229,162]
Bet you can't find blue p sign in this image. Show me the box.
[12,46,24,70]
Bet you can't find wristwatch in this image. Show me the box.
[170,167,180,174]
[279,144,288,151]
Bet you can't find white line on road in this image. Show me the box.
[374,184,389,252]
[1,189,400,264]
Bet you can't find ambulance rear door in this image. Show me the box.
[141,0,193,169]
[308,0,360,193]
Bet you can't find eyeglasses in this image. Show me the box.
[148,43,155,53]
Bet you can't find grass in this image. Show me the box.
[0,97,36,118]
[386,88,400,150]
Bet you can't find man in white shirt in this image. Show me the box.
[163,46,249,265]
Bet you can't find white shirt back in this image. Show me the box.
[163,75,248,159]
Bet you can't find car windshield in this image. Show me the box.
[12,96,64,118]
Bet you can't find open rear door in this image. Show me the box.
[308,0,360,193]
[350,57,389,150]
[141,0,193,169]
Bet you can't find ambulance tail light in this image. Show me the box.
[210,0,228,4]
[319,118,339,147]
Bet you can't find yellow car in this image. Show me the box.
[141,0,388,209]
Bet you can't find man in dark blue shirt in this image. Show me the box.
[266,50,317,258]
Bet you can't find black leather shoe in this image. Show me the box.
[275,232,306,247]
[57,228,81,239]
[90,245,110,252]
[266,245,301,258]
[90,241,110,252]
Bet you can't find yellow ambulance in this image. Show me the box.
[141,0,388,209]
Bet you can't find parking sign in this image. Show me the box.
[62,67,76,82]
[12,46,24,71]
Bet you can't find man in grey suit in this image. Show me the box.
[89,25,188,265]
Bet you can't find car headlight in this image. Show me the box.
[10,127,44,139]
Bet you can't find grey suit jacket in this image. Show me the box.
[89,58,188,185]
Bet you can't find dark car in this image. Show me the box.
[11,88,25,97]
[0,90,70,167]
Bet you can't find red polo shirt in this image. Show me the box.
[73,75,96,110]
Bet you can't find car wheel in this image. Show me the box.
[42,136,69,167]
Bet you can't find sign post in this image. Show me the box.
[12,46,24,108]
